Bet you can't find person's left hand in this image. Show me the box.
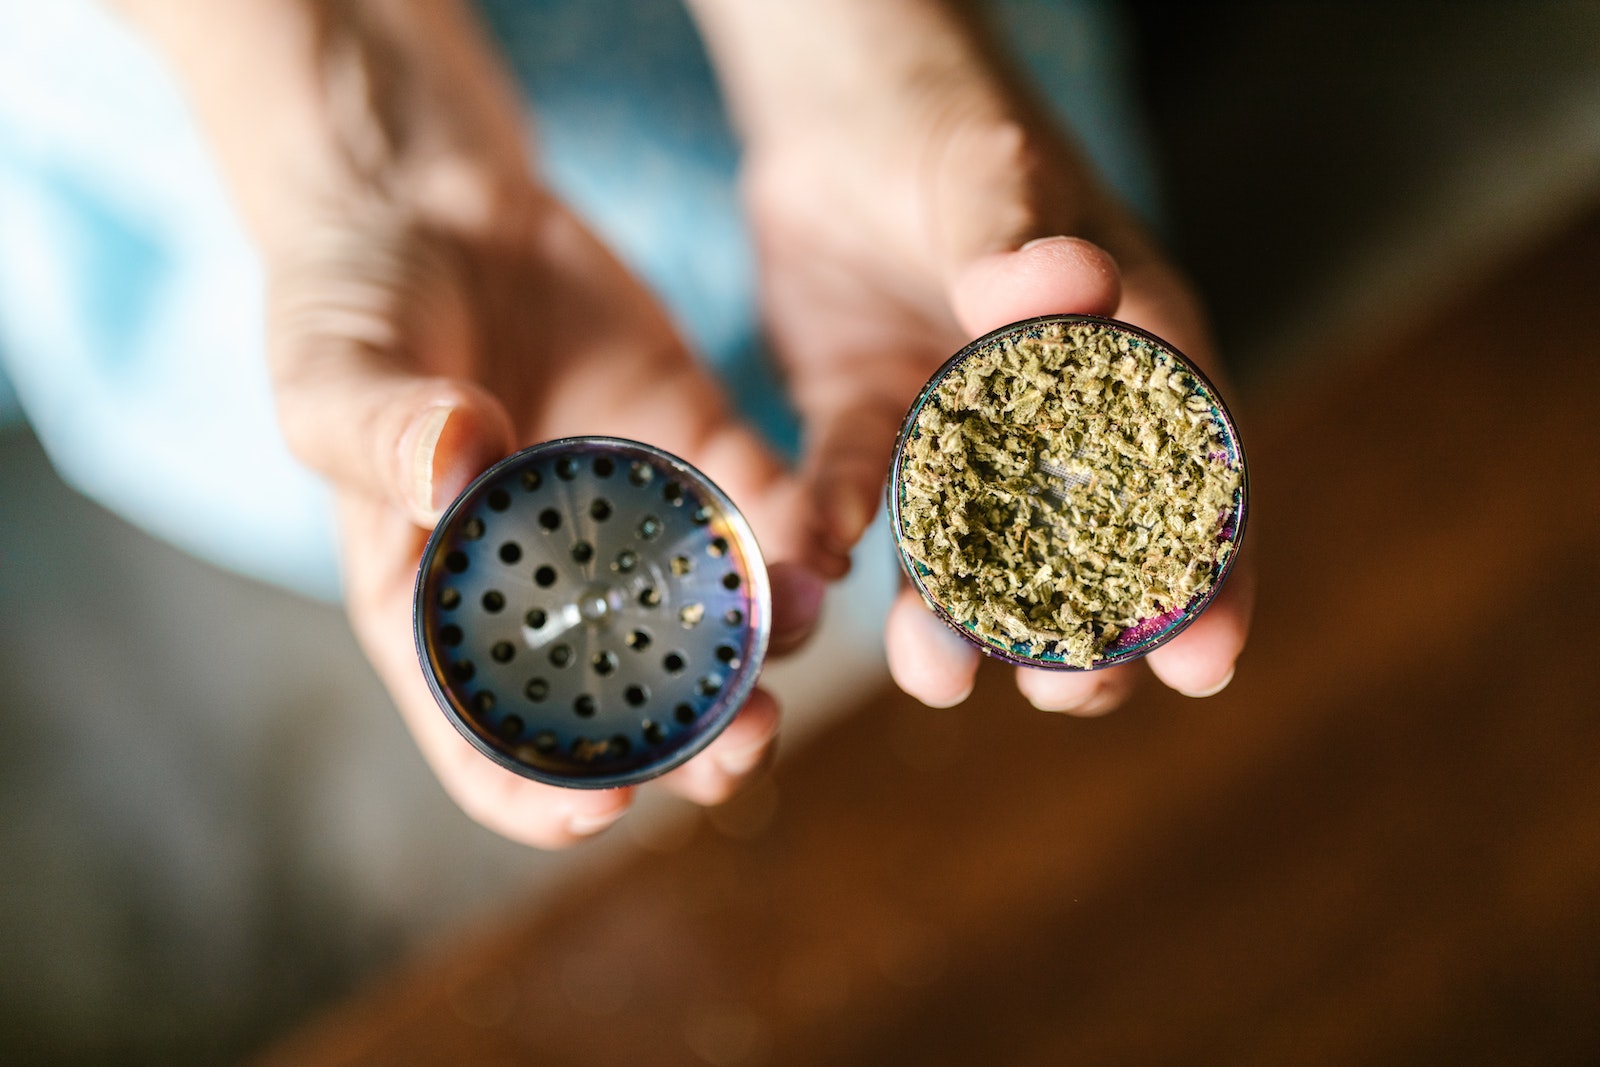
[739,66,1253,714]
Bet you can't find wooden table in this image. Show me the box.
[259,206,1600,1066]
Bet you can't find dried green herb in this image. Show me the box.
[896,320,1243,668]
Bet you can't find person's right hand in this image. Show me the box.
[281,186,822,847]
[126,0,825,847]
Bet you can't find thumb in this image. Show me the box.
[267,291,516,529]
[787,238,1123,568]
[946,235,1123,338]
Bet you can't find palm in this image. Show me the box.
[741,114,1249,712]
[287,193,801,845]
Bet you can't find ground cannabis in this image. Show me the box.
[895,320,1243,668]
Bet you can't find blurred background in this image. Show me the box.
[3,2,1599,1064]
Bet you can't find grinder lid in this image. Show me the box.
[414,437,770,788]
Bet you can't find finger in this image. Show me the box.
[338,494,633,847]
[1015,662,1137,716]
[393,631,635,847]
[1146,562,1255,698]
[947,236,1122,338]
[268,273,515,527]
[1114,255,1223,381]
[657,687,781,806]
[797,390,914,571]
[666,424,831,655]
[278,363,515,529]
[886,587,981,707]
[768,561,827,657]
[427,723,635,848]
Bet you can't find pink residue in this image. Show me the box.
[1108,604,1189,652]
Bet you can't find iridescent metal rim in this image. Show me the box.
[414,437,771,788]
[888,314,1249,671]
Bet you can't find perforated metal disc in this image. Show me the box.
[890,314,1248,671]
[414,437,770,788]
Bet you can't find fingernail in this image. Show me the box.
[567,807,626,837]
[1020,235,1071,252]
[1072,687,1123,716]
[1027,690,1094,714]
[1179,665,1236,699]
[716,730,777,778]
[770,565,826,648]
[925,680,974,709]
[1020,676,1095,713]
[409,405,454,520]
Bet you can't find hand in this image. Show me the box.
[128,0,822,846]
[284,189,820,846]
[694,0,1253,713]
